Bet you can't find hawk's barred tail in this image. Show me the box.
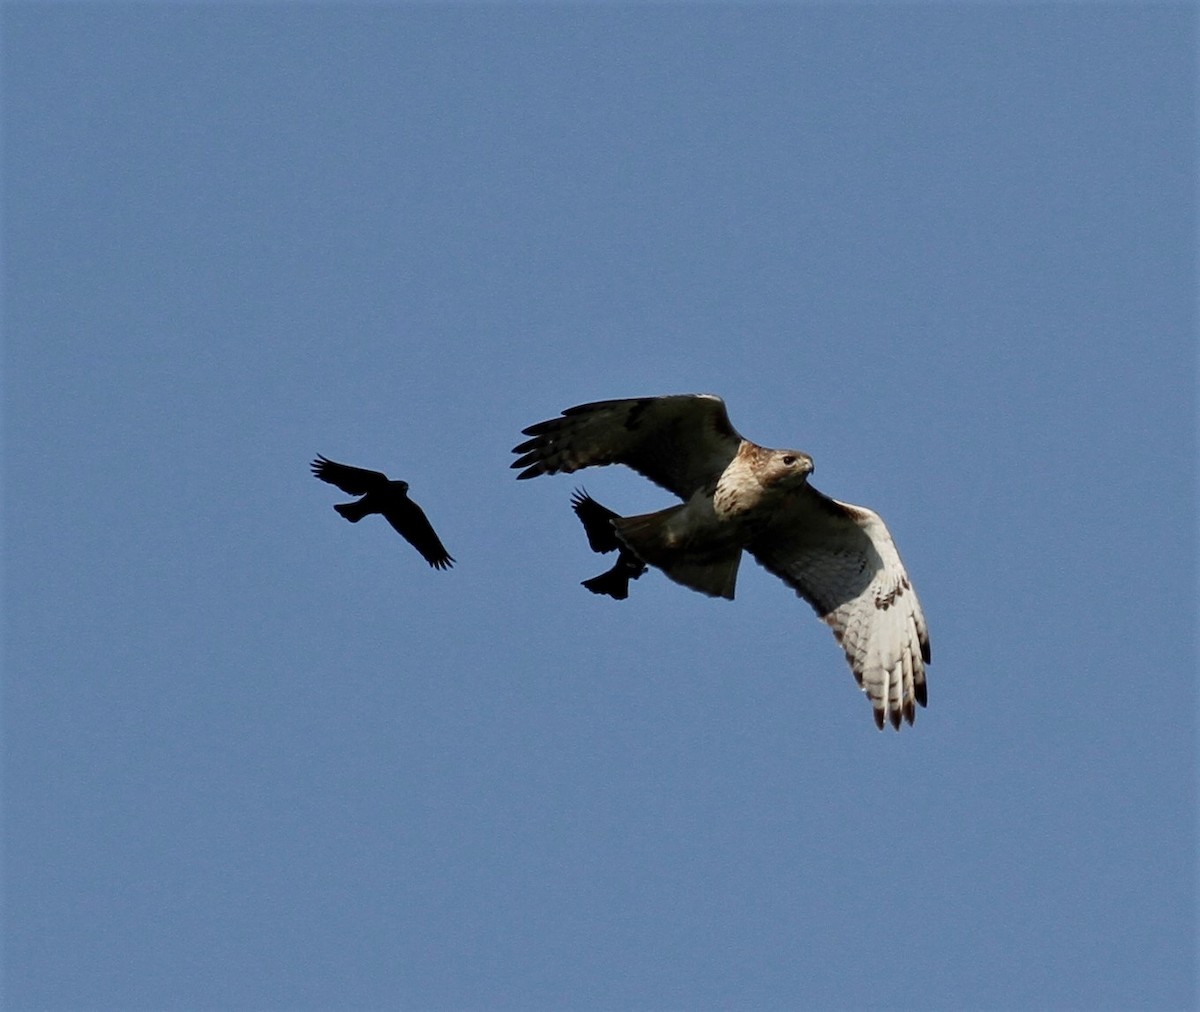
[613,509,740,601]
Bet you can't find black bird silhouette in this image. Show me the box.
[570,489,647,600]
[311,455,454,570]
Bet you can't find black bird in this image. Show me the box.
[570,489,647,600]
[311,455,454,570]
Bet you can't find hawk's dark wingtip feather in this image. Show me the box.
[511,450,542,471]
[915,681,928,708]
[519,418,559,437]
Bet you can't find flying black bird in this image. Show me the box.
[311,455,454,570]
[570,489,647,600]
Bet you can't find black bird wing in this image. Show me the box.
[570,489,623,554]
[382,497,455,570]
[512,394,742,500]
[311,455,389,495]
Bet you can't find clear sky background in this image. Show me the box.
[4,4,1196,1010]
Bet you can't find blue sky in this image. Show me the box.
[4,4,1196,1009]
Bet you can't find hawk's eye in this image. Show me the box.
[782,455,797,466]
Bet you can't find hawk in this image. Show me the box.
[570,489,648,600]
[311,455,454,570]
[512,395,930,729]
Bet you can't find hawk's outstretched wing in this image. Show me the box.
[310,455,389,495]
[512,394,742,500]
[382,498,455,570]
[749,485,930,730]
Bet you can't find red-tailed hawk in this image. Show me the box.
[512,395,930,730]
[311,456,454,570]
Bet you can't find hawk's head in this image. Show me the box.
[755,450,815,495]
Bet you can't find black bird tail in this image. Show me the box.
[581,564,632,600]
[333,500,371,523]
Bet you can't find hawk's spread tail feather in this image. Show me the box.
[614,509,740,600]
